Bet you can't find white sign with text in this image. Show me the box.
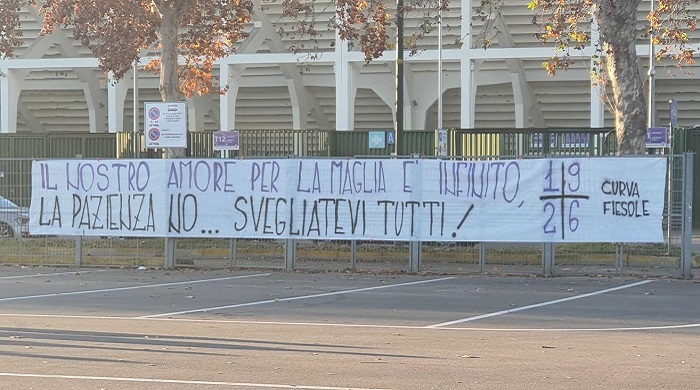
[144,102,187,148]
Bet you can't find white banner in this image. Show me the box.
[29,157,667,242]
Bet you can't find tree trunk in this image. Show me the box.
[156,1,186,158]
[592,0,647,155]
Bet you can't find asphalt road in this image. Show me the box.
[0,267,698,389]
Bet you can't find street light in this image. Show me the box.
[133,60,140,158]
[438,6,443,131]
[395,0,404,156]
[648,0,656,129]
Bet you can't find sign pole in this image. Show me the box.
[164,142,176,269]
[143,101,188,269]
[666,99,677,254]
[165,147,176,270]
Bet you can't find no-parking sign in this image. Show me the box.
[144,102,187,148]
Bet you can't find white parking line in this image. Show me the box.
[138,276,456,318]
[0,273,270,302]
[0,312,698,332]
[0,270,106,279]
[425,279,654,328]
[0,372,392,390]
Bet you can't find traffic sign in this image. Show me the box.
[144,102,187,149]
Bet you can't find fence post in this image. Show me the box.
[479,242,486,272]
[328,131,337,156]
[285,239,296,270]
[543,131,551,155]
[164,237,176,269]
[350,240,357,270]
[74,236,83,266]
[615,243,623,273]
[229,238,237,268]
[681,153,694,278]
[74,153,84,267]
[542,242,554,276]
[409,241,421,272]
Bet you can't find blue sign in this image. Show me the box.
[386,131,395,145]
[645,127,669,148]
[369,131,386,149]
[213,131,240,151]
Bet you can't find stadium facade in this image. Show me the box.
[0,0,697,135]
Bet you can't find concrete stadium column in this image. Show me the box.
[411,71,438,129]
[366,74,397,123]
[186,95,208,132]
[107,72,129,133]
[460,0,475,129]
[288,80,309,130]
[335,33,356,130]
[0,68,29,133]
[80,73,108,133]
[219,63,244,131]
[512,73,526,128]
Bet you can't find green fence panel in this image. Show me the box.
[0,158,32,207]
[48,136,84,158]
[403,131,435,156]
[8,136,47,158]
[0,133,117,159]
[82,135,117,158]
[332,131,393,156]
[0,138,10,157]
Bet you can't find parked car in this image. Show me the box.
[0,195,29,238]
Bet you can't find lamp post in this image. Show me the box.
[395,0,404,156]
[437,6,443,131]
[648,0,656,129]
[133,60,140,158]
[394,0,405,156]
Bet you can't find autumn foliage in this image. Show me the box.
[524,0,697,78]
[0,0,254,99]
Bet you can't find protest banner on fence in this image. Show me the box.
[29,157,667,242]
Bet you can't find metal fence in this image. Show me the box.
[116,129,438,158]
[0,153,694,278]
[2,127,695,160]
[115,128,622,159]
[0,132,116,159]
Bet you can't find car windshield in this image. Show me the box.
[0,196,19,208]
